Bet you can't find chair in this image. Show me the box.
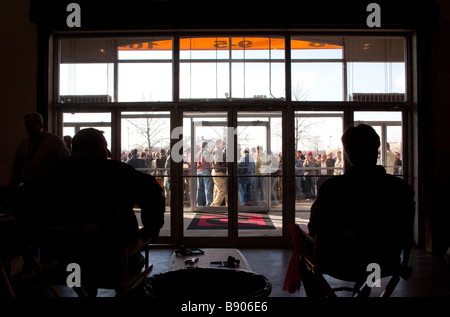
[0,222,61,297]
[38,223,153,297]
[284,223,412,297]
[116,236,153,296]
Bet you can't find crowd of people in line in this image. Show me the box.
[294,150,343,201]
[7,112,403,209]
[115,139,403,209]
[120,148,168,173]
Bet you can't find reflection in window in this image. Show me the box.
[291,63,343,101]
[180,63,229,99]
[117,38,173,102]
[180,36,285,100]
[58,35,408,103]
[118,63,173,102]
[118,38,173,60]
[346,37,406,101]
[291,37,343,59]
[59,38,116,102]
[59,63,114,102]
[59,37,173,103]
[232,63,285,99]
[180,37,230,59]
[348,62,406,100]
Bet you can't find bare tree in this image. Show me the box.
[292,82,310,102]
[295,117,323,152]
[127,116,169,152]
[292,82,323,152]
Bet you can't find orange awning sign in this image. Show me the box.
[118,37,342,51]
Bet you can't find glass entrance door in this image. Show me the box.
[183,112,229,238]
[182,111,283,240]
[236,121,270,211]
[237,112,282,238]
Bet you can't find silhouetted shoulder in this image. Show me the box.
[315,174,345,195]
[384,173,415,197]
[104,159,160,186]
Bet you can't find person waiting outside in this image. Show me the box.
[238,147,255,206]
[195,141,213,206]
[210,139,228,207]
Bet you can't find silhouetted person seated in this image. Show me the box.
[38,128,165,297]
[304,123,415,297]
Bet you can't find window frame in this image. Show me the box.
[52,30,414,247]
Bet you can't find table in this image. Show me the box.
[169,248,251,271]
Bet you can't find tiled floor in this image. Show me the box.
[49,245,450,298]
[241,247,450,297]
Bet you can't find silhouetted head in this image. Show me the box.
[24,112,44,138]
[341,123,380,166]
[72,128,110,159]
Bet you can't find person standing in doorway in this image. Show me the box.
[195,141,213,206]
[252,145,268,206]
[303,151,316,200]
[334,150,343,175]
[210,139,228,207]
[238,147,255,206]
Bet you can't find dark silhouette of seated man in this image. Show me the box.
[304,123,415,296]
[39,128,165,297]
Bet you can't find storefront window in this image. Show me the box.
[56,32,411,246]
